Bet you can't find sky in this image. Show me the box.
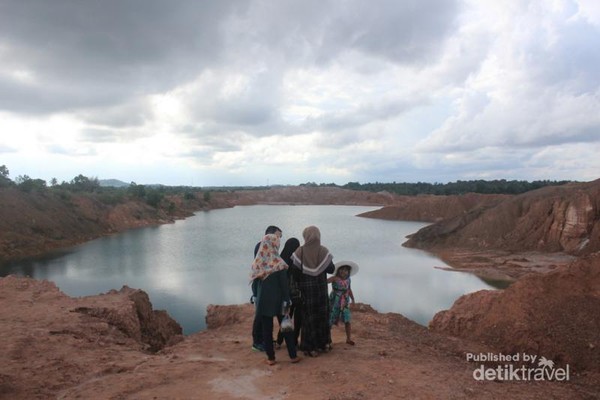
[1,0,599,187]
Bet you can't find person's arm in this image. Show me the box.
[251,242,260,303]
[349,288,355,303]
[327,276,339,284]
[279,270,291,306]
[325,261,335,274]
[251,278,259,298]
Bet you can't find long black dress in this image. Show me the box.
[296,261,334,353]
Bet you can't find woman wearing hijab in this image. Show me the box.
[291,226,335,356]
[276,237,301,347]
[251,233,301,365]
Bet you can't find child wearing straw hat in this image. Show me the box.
[327,261,358,346]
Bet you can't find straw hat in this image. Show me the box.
[333,260,359,276]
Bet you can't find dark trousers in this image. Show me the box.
[276,304,302,346]
[252,305,263,346]
[262,315,297,361]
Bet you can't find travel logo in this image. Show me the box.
[466,352,570,381]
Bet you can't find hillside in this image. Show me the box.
[403,179,600,255]
[0,187,205,263]
[396,179,600,280]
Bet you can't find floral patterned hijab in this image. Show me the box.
[250,233,289,281]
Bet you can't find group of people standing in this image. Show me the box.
[250,225,357,365]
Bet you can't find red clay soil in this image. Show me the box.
[430,253,600,374]
[403,180,600,257]
[1,275,598,399]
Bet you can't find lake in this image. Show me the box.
[0,205,494,334]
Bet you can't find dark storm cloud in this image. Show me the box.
[0,0,241,114]
[0,0,460,121]
[318,0,460,64]
[230,0,460,66]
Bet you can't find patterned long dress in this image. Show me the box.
[329,277,352,326]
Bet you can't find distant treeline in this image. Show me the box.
[0,164,204,209]
[1,164,574,198]
[302,179,573,195]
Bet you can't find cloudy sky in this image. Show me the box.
[1,0,599,186]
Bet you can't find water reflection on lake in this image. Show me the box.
[0,205,495,334]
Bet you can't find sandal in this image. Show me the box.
[290,357,301,364]
[346,339,355,346]
[303,350,319,358]
[265,359,277,366]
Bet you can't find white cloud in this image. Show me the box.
[0,0,598,185]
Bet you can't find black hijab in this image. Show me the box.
[280,237,300,267]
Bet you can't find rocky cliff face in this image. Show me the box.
[430,253,600,372]
[404,180,600,256]
[0,276,182,399]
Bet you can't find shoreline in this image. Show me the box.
[1,184,586,285]
[429,248,577,282]
[2,200,573,286]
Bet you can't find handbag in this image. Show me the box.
[280,314,294,332]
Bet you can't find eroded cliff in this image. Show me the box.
[431,254,600,373]
[404,180,600,256]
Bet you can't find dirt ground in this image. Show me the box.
[2,275,598,400]
[59,305,600,400]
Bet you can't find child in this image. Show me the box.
[328,261,358,346]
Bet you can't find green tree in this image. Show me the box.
[69,174,100,192]
[15,175,47,192]
[128,182,146,198]
[0,165,8,179]
[145,188,164,207]
[0,165,12,187]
